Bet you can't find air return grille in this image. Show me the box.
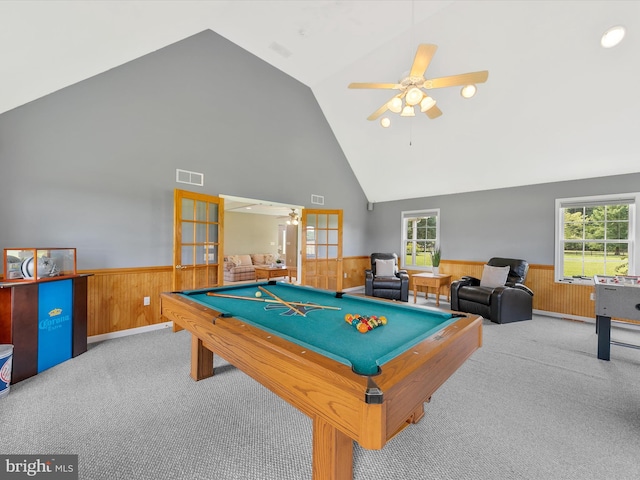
[176,169,204,186]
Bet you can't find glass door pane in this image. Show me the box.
[301,210,342,290]
[173,189,224,291]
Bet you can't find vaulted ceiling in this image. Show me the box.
[2,1,638,202]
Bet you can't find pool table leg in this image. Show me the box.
[312,416,353,480]
[408,403,425,424]
[190,335,214,381]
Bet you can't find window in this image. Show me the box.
[555,193,639,283]
[402,209,440,269]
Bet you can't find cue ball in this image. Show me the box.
[255,291,262,297]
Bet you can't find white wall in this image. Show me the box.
[224,212,283,256]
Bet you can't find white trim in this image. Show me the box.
[554,192,639,283]
[400,208,440,271]
[533,308,594,324]
[342,286,364,293]
[88,321,173,344]
[219,193,304,211]
[84,307,594,342]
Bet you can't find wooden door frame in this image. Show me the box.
[172,189,224,291]
[301,209,343,291]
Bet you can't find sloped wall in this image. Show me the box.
[0,29,369,272]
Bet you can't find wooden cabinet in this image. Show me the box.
[0,275,89,383]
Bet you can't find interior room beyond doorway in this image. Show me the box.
[220,195,303,284]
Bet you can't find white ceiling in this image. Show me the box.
[221,195,303,217]
[2,1,638,203]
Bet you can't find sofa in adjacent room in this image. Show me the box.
[223,253,280,282]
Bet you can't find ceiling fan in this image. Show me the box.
[286,209,299,225]
[348,44,488,123]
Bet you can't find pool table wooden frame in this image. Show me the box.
[161,290,482,480]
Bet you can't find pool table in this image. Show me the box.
[161,282,482,480]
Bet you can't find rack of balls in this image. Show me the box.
[344,313,387,333]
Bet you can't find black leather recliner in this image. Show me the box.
[450,257,533,324]
[365,253,409,302]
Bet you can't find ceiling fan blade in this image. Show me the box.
[349,82,401,89]
[425,105,443,119]
[424,71,489,89]
[367,92,405,121]
[410,44,438,78]
[367,102,390,121]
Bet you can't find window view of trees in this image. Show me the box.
[404,214,438,267]
[562,204,629,276]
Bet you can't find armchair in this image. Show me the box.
[450,257,533,324]
[365,253,409,302]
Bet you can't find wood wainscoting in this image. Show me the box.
[84,267,172,336]
[343,256,371,290]
[346,258,596,320]
[410,260,596,319]
[81,258,596,337]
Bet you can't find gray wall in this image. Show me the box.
[0,30,369,272]
[3,27,637,275]
[366,173,640,265]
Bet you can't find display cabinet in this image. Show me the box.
[1,248,87,383]
[4,248,77,280]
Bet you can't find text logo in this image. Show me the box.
[1,455,77,479]
[38,315,70,333]
[0,357,12,385]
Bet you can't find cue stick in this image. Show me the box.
[258,286,307,317]
[205,291,341,310]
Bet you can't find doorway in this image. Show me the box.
[220,194,303,279]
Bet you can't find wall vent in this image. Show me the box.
[176,169,204,186]
[311,194,324,205]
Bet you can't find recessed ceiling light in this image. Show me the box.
[601,25,626,48]
[380,117,391,128]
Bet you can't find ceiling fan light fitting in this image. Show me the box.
[349,44,489,122]
[400,105,415,117]
[601,25,625,48]
[287,209,299,225]
[405,87,424,106]
[420,96,436,112]
[388,97,403,113]
[460,84,477,98]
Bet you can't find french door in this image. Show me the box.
[301,209,343,291]
[172,189,224,291]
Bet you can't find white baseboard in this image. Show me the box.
[342,286,365,293]
[88,322,173,344]
[85,306,592,345]
[533,309,594,323]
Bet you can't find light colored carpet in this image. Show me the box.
[1,308,639,479]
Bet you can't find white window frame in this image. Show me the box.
[555,193,639,284]
[401,208,440,271]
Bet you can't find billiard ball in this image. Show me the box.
[255,291,262,298]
